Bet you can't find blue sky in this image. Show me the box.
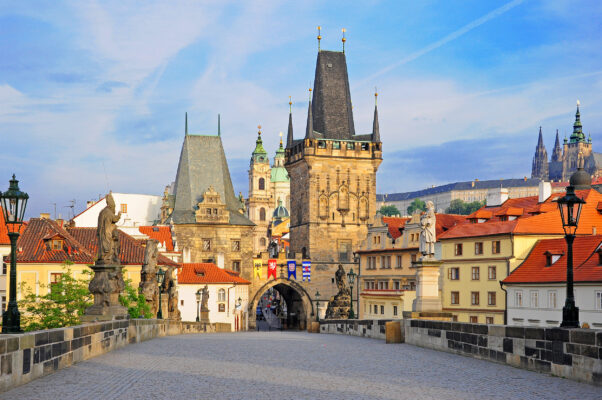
[1,0,602,218]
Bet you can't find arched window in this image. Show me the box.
[258,177,265,190]
[260,237,266,248]
[218,289,226,302]
[260,207,266,221]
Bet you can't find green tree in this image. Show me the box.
[18,263,93,332]
[446,199,486,215]
[407,198,427,215]
[119,272,152,319]
[378,204,401,216]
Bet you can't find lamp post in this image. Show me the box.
[195,289,202,322]
[314,290,321,322]
[554,173,587,328]
[1,175,28,334]
[347,267,356,319]
[156,268,165,319]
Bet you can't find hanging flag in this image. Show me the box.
[253,259,262,279]
[268,259,278,279]
[302,260,311,281]
[287,260,296,280]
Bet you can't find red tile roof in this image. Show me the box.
[15,218,177,267]
[440,189,602,239]
[503,235,602,284]
[68,227,178,267]
[382,217,410,239]
[435,213,467,236]
[138,226,174,251]
[0,207,11,245]
[177,263,250,284]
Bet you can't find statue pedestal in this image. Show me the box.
[411,258,443,312]
[324,292,351,319]
[200,310,210,323]
[83,264,129,322]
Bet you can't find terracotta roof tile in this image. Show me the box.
[435,213,467,236]
[503,235,602,284]
[138,226,174,251]
[178,263,250,284]
[382,216,410,239]
[0,207,11,245]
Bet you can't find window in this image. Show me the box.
[346,142,355,150]
[258,178,265,190]
[232,261,241,273]
[393,306,398,316]
[455,243,463,256]
[451,291,460,305]
[515,290,523,307]
[231,240,241,252]
[488,292,496,306]
[452,315,458,322]
[259,237,266,247]
[448,267,459,280]
[486,317,494,324]
[470,316,478,323]
[218,303,225,312]
[202,239,211,251]
[471,266,480,280]
[492,241,501,254]
[51,240,63,250]
[380,305,384,314]
[374,305,378,314]
[488,266,496,280]
[332,141,341,150]
[393,281,400,290]
[218,289,226,302]
[471,291,480,306]
[50,273,63,293]
[548,291,557,309]
[475,242,483,255]
[364,280,375,290]
[339,240,352,262]
[2,262,6,275]
[181,300,184,306]
[530,291,539,308]
[378,281,389,290]
[411,254,417,263]
[596,291,602,310]
[120,203,127,213]
[259,207,266,221]
[396,256,402,269]
[361,143,369,151]
[380,256,391,269]
[318,140,327,149]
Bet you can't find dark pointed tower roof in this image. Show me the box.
[311,50,355,139]
[552,129,562,162]
[570,101,585,143]
[170,132,253,226]
[305,90,315,139]
[251,126,268,165]
[531,126,549,180]
[372,92,380,142]
[286,98,294,148]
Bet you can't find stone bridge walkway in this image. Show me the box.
[2,332,600,399]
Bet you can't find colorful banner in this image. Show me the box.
[287,260,296,280]
[302,260,311,282]
[268,259,278,279]
[253,259,262,279]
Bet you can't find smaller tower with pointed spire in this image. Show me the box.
[372,89,380,143]
[531,126,549,180]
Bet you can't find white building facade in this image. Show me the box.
[73,193,162,228]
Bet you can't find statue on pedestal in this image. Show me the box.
[162,266,181,321]
[200,285,209,312]
[139,239,159,316]
[419,201,436,260]
[325,265,351,319]
[84,192,128,321]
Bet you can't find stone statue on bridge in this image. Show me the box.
[200,284,209,312]
[325,265,351,319]
[83,192,128,321]
[139,239,159,316]
[419,201,436,260]
[162,266,181,321]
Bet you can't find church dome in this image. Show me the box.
[569,167,591,190]
[273,200,289,219]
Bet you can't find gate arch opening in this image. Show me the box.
[248,279,314,331]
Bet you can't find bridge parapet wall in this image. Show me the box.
[319,319,397,340]
[0,319,220,393]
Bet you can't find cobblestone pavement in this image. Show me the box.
[3,332,601,400]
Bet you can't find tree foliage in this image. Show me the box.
[446,199,486,215]
[407,198,427,215]
[119,271,152,319]
[18,263,93,332]
[378,205,401,216]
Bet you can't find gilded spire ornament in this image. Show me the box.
[317,26,322,51]
[342,28,346,53]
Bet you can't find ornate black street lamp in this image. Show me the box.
[195,288,202,322]
[554,165,589,328]
[1,175,28,334]
[314,290,321,322]
[347,267,357,319]
[156,268,165,319]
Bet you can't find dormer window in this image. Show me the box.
[545,251,562,266]
[598,251,602,266]
[51,240,63,250]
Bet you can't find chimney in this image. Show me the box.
[538,181,552,203]
[486,188,509,207]
[40,213,51,219]
[593,226,597,236]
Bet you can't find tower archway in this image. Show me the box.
[248,278,314,331]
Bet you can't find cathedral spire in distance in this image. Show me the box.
[552,129,562,162]
[531,126,549,180]
[372,90,380,142]
[286,96,294,148]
